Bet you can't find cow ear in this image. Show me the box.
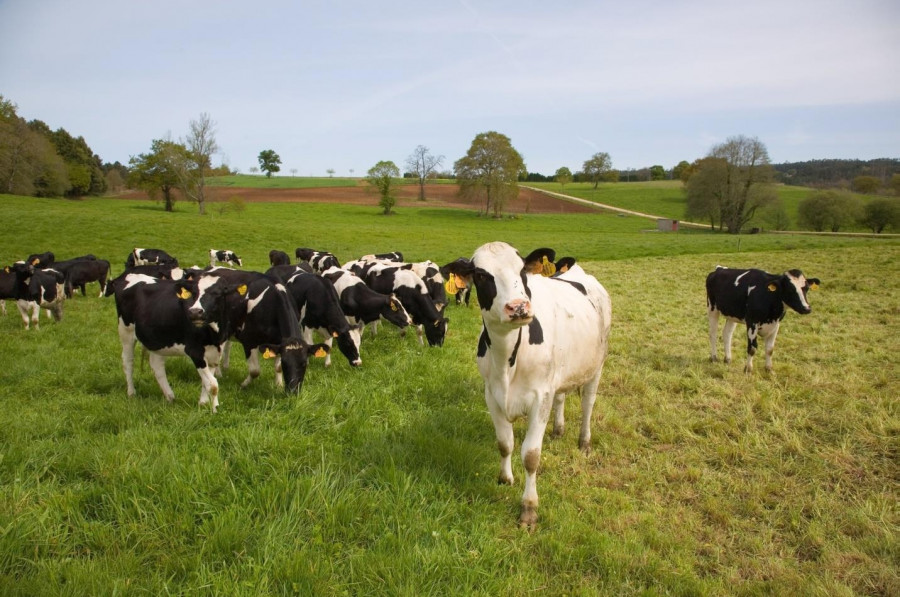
[311,343,330,358]
[175,285,193,300]
[522,248,556,273]
[808,278,820,289]
[236,284,248,297]
[261,345,280,359]
[443,258,475,277]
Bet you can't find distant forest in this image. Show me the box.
[773,158,899,187]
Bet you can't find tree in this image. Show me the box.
[890,173,900,196]
[367,160,400,215]
[405,145,444,201]
[290,168,298,177]
[685,135,776,234]
[128,138,190,212]
[0,97,70,197]
[797,190,862,232]
[859,198,900,233]
[454,131,526,218]
[649,165,666,181]
[258,149,281,178]
[852,175,881,195]
[179,112,218,215]
[555,166,573,188]
[326,168,335,178]
[582,152,612,189]
[672,160,691,181]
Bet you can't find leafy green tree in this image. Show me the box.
[128,138,190,212]
[582,152,612,189]
[859,197,900,233]
[405,145,444,201]
[367,160,401,215]
[685,135,776,234]
[649,165,666,180]
[454,131,526,218]
[555,166,572,188]
[0,97,70,197]
[852,175,881,195]
[797,190,862,232]
[258,149,281,178]
[672,160,690,181]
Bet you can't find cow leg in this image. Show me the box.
[218,339,232,376]
[197,367,220,413]
[416,324,425,346]
[241,348,261,388]
[744,324,759,373]
[551,392,566,438]
[520,398,552,528]
[16,300,36,329]
[1,299,5,316]
[148,353,176,402]
[118,321,137,397]
[708,309,720,361]
[760,321,780,373]
[274,355,285,388]
[722,319,739,364]
[578,373,603,452]
[485,394,515,486]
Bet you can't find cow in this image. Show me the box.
[409,260,448,311]
[7,261,67,329]
[359,251,404,263]
[265,263,313,283]
[358,262,448,347]
[0,265,16,316]
[126,248,178,269]
[26,252,54,268]
[441,260,472,307]
[295,248,340,273]
[269,249,291,267]
[105,264,184,297]
[50,256,110,298]
[444,242,612,528]
[321,266,412,335]
[112,273,244,413]
[209,249,243,268]
[283,270,362,367]
[706,266,821,373]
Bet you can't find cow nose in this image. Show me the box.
[188,307,204,320]
[504,299,531,320]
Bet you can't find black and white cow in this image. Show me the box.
[112,273,243,413]
[321,267,412,335]
[50,256,111,298]
[706,266,820,373]
[0,265,16,315]
[265,263,313,283]
[445,243,612,527]
[358,263,448,347]
[8,261,67,329]
[26,252,54,268]
[125,248,179,269]
[209,249,243,268]
[105,264,184,298]
[269,249,291,267]
[284,270,362,367]
[359,251,404,263]
[410,260,448,311]
[295,248,340,273]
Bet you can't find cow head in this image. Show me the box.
[444,243,554,328]
[771,269,820,315]
[333,328,362,367]
[382,294,412,329]
[261,339,329,393]
[423,316,449,347]
[177,276,247,330]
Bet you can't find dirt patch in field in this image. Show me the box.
[115,183,598,214]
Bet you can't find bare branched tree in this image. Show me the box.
[177,112,218,215]
[405,145,444,201]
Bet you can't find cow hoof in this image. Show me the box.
[709,356,718,363]
[519,505,538,530]
[497,474,514,486]
[551,426,564,439]
[579,439,592,454]
[724,357,731,364]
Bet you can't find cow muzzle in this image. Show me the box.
[504,299,532,321]
[188,307,206,326]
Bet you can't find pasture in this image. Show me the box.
[0,194,897,595]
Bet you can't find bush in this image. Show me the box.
[859,197,900,233]
[852,175,881,194]
[798,190,861,232]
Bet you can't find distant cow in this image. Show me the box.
[0,265,16,316]
[706,266,821,373]
[209,249,242,268]
[444,243,611,527]
[125,248,178,269]
[295,248,340,273]
[8,261,66,329]
[50,256,110,298]
[359,252,404,263]
[269,249,291,267]
[112,273,243,413]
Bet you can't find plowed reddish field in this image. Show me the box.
[116,183,596,214]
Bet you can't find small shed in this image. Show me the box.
[657,218,679,232]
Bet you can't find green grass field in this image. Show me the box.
[1,193,897,595]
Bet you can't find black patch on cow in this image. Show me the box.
[509,328,522,367]
[520,272,532,300]
[550,278,586,294]
[527,317,544,345]
[473,271,497,312]
[477,326,491,358]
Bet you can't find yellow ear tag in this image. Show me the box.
[263,348,277,359]
[541,256,556,277]
[810,283,818,290]
[332,331,339,338]
[444,274,459,295]
[390,300,399,311]
[3,266,8,273]
[767,283,777,292]
[237,284,248,296]
[314,348,327,358]
[31,258,40,265]
[177,287,193,299]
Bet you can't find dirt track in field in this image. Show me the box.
[115,183,598,214]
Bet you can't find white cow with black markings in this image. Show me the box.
[445,242,611,528]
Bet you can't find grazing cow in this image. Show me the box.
[50,256,110,298]
[126,248,178,269]
[295,248,340,273]
[410,260,448,311]
[706,266,820,373]
[0,265,17,315]
[209,249,243,268]
[26,252,54,268]
[112,273,244,413]
[8,261,67,329]
[359,263,448,347]
[321,266,412,334]
[445,243,611,527]
[269,249,291,267]
[284,270,362,367]
[359,251,404,263]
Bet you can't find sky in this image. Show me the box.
[1,0,899,177]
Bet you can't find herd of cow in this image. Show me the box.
[0,242,820,526]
